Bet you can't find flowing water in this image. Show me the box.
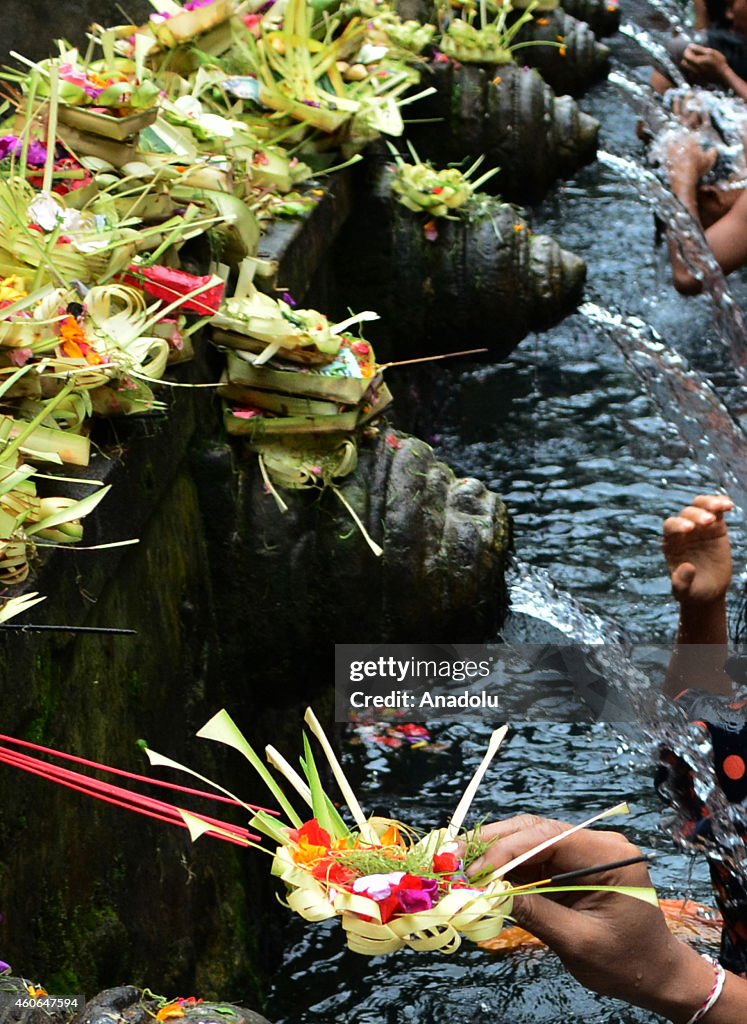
[266,1,747,1018]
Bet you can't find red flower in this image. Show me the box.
[433,852,460,875]
[311,859,357,887]
[377,893,403,924]
[288,818,332,849]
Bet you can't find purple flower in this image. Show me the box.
[397,889,434,913]
[282,291,297,308]
[0,961,11,974]
[0,136,48,166]
[420,877,439,898]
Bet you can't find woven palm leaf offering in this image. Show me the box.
[6,39,161,143]
[0,385,112,582]
[358,2,437,56]
[211,261,378,367]
[144,0,237,49]
[142,708,658,955]
[236,0,428,144]
[0,178,144,288]
[390,144,500,217]
[439,0,554,63]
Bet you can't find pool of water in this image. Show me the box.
[422,69,747,642]
[266,2,746,1018]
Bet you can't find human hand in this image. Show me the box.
[681,43,730,85]
[659,126,718,184]
[670,91,710,131]
[464,816,714,1019]
[662,494,733,606]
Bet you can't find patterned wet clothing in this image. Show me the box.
[656,688,747,976]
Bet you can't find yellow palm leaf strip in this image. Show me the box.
[42,64,59,195]
[1,381,76,464]
[312,21,366,78]
[493,803,632,878]
[331,485,383,559]
[284,0,317,101]
[446,724,508,840]
[265,744,313,807]
[303,707,380,846]
[325,60,347,99]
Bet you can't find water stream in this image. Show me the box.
[266,0,747,1018]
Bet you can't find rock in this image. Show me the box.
[561,0,621,37]
[405,62,599,203]
[0,979,270,1024]
[328,164,586,360]
[230,429,512,671]
[0,2,153,63]
[511,10,610,96]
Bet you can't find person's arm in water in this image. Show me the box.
[664,132,747,293]
[662,493,734,695]
[682,41,747,100]
[467,816,747,1023]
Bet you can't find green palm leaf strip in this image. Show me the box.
[25,482,111,537]
[197,708,303,827]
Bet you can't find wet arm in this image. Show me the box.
[667,155,747,293]
[662,495,733,695]
[681,44,747,101]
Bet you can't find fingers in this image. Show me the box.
[662,495,733,538]
[510,891,584,948]
[466,819,636,880]
[683,42,709,59]
[691,493,733,514]
[671,561,696,598]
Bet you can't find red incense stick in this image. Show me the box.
[0,745,260,846]
[0,731,278,814]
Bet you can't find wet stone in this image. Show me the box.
[0,982,270,1024]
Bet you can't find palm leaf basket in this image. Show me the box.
[144,708,659,956]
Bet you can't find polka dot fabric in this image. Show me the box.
[656,689,747,978]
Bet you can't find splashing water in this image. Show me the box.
[608,68,675,135]
[610,71,747,190]
[597,149,747,379]
[580,301,747,508]
[507,558,747,890]
[619,21,688,86]
[639,0,688,29]
[507,557,627,644]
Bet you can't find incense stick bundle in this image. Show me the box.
[0,736,274,846]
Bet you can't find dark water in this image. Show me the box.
[418,32,747,643]
[266,2,746,1019]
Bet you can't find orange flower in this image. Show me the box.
[156,1003,185,1021]
[59,315,104,365]
[535,17,550,24]
[514,223,524,233]
[293,835,331,866]
[289,818,333,866]
[380,823,404,847]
